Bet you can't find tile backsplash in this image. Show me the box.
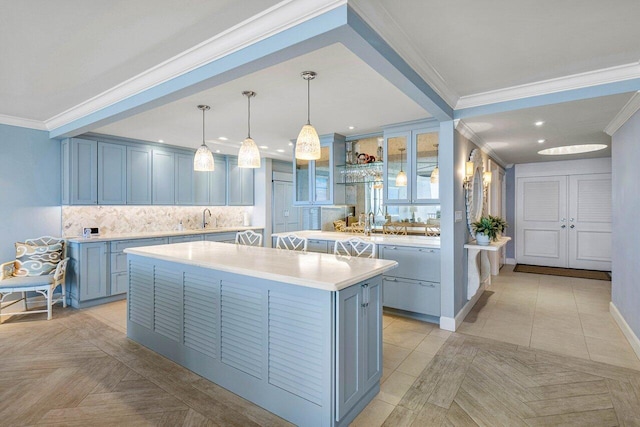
[62,206,253,237]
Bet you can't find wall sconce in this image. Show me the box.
[483,171,492,187]
[463,161,474,189]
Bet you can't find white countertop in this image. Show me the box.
[125,241,398,292]
[67,226,263,243]
[271,230,440,249]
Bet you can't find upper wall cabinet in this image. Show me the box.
[227,156,254,206]
[98,142,127,205]
[383,121,439,205]
[152,150,194,205]
[175,154,194,205]
[62,138,98,205]
[293,133,346,206]
[127,145,152,205]
[194,155,228,206]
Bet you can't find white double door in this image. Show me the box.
[516,173,611,270]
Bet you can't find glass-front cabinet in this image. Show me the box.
[293,133,346,206]
[383,120,439,205]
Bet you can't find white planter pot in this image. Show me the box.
[475,233,491,246]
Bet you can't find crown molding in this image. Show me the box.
[454,119,506,168]
[0,114,47,131]
[44,0,346,131]
[349,1,458,108]
[456,62,640,110]
[605,91,640,136]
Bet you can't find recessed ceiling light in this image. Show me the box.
[218,137,228,141]
[537,139,545,144]
[348,126,356,130]
[215,149,220,153]
[276,149,285,153]
[259,145,268,149]
[158,139,164,143]
[288,142,293,146]
[534,121,544,126]
[538,144,607,156]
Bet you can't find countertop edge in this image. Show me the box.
[66,226,264,243]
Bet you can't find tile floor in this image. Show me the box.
[39,266,640,426]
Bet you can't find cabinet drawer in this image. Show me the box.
[168,235,203,244]
[383,276,440,316]
[307,239,329,253]
[111,237,168,253]
[204,232,237,243]
[111,272,128,295]
[111,252,128,273]
[379,245,440,282]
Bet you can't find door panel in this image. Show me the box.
[516,176,567,267]
[568,174,612,270]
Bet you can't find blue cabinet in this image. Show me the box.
[194,155,227,206]
[127,145,152,205]
[152,150,175,204]
[175,153,194,205]
[294,133,345,206]
[336,276,382,421]
[98,142,127,205]
[67,241,108,305]
[227,156,254,206]
[379,245,441,317]
[61,138,98,205]
[168,235,203,243]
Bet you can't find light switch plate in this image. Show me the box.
[455,211,463,222]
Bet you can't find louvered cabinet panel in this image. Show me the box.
[268,291,324,405]
[183,273,219,358]
[523,180,561,222]
[128,261,153,329]
[574,175,612,223]
[153,267,182,342]
[220,282,263,379]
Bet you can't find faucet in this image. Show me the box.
[202,208,211,229]
[366,211,375,236]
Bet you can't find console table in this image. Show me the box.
[464,237,511,299]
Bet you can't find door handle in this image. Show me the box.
[561,225,566,228]
[570,225,575,229]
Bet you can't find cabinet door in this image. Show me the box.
[71,138,98,205]
[336,283,363,420]
[80,243,107,301]
[61,139,70,204]
[379,246,440,282]
[175,153,194,205]
[152,150,175,204]
[194,170,209,205]
[210,155,227,206]
[313,144,331,204]
[241,167,254,206]
[127,146,152,205]
[383,132,411,204]
[227,156,254,206]
[98,142,127,205]
[363,278,382,391]
[111,272,128,295]
[294,157,312,205]
[382,277,440,316]
[412,130,439,203]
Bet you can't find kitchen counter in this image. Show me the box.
[66,226,262,243]
[271,230,440,249]
[125,240,397,291]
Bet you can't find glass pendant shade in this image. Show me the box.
[238,91,261,168]
[238,137,261,168]
[295,124,321,160]
[295,71,321,160]
[430,166,439,184]
[395,170,407,187]
[194,144,215,171]
[194,104,214,171]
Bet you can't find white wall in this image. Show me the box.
[611,109,640,339]
[0,124,61,261]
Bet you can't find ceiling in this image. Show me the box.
[3,0,639,165]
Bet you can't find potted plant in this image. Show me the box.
[472,215,508,246]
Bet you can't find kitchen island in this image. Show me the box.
[124,241,397,427]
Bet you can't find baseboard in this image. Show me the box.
[610,301,640,359]
[440,282,486,331]
[506,258,516,265]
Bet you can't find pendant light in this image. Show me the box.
[395,147,407,187]
[193,105,215,171]
[238,91,261,168]
[430,143,439,184]
[295,71,321,160]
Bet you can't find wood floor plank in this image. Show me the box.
[182,408,222,427]
[410,402,449,427]
[535,351,640,384]
[444,401,479,427]
[530,371,604,387]
[427,343,478,408]
[381,405,417,427]
[525,393,613,417]
[528,380,610,400]
[398,354,452,411]
[523,408,619,426]
[457,377,529,427]
[606,378,640,426]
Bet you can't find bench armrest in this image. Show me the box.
[53,258,69,284]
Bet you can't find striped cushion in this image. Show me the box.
[13,242,63,277]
